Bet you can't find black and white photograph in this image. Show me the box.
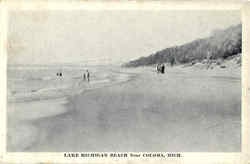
[6,8,242,153]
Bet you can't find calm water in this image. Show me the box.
[7,65,115,103]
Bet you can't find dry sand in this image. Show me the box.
[7,65,241,152]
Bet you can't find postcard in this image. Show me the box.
[0,1,249,164]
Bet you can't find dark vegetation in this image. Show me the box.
[124,24,242,67]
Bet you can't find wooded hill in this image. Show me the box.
[124,24,242,67]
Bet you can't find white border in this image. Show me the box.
[0,1,249,164]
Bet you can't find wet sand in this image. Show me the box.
[8,66,241,152]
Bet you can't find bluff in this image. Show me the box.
[124,24,241,67]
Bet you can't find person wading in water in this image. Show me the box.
[86,70,90,82]
[83,73,86,81]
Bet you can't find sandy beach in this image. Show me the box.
[7,64,241,152]
[6,9,242,154]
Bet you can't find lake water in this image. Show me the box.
[7,65,122,103]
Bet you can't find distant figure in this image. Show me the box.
[83,73,86,81]
[56,72,62,77]
[161,64,165,74]
[156,64,165,74]
[156,64,161,73]
[86,70,90,82]
[206,52,212,69]
[170,57,175,67]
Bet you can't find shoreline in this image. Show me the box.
[7,66,241,152]
[7,68,136,151]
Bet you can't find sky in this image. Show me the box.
[8,10,241,65]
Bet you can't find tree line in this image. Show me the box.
[124,24,242,67]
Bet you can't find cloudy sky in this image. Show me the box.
[8,10,240,65]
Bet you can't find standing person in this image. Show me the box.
[170,57,175,67]
[83,73,86,81]
[156,64,160,73]
[86,70,90,82]
[161,64,165,74]
[206,51,212,69]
